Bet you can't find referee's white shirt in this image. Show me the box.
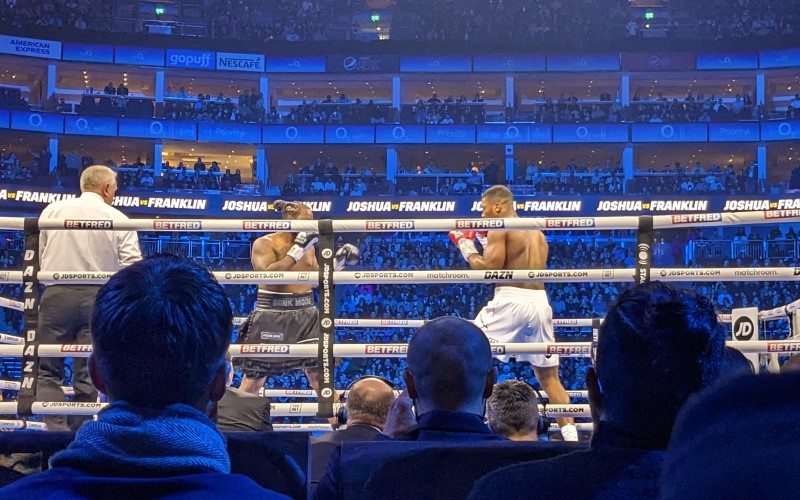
[39,192,142,272]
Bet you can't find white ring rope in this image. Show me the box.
[0,340,797,359]
[0,419,47,430]
[2,211,799,233]
[256,388,589,399]
[0,296,23,312]
[1,267,798,285]
[0,332,24,345]
[0,420,333,432]
[0,380,74,395]
[0,401,590,418]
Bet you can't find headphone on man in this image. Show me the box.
[526,383,552,437]
[336,375,396,427]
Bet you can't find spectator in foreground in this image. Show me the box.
[315,376,396,443]
[216,351,273,433]
[662,372,800,499]
[486,380,540,441]
[469,282,726,499]
[315,317,501,499]
[309,376,396,494]
[382,316,502,441]
[1,255,286,499]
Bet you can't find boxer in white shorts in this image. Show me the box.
[448,185,577,441]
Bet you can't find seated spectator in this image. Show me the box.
[469,282,726,499]
[315,317,501,499]
[0,255,285,498]
[662,372,800,499]
[314,376,396,443]
[117,83,129,97]
[103,82,116,95]
[486,380,540,441]
[216,352,273,433]
[383,316,501,441]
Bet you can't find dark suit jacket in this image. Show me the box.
[217,387,273,432]
[309,424,384,497]
[468,422,665,500]
[313,424,382,444]
[315,410,505,499]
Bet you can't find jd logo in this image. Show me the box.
[733,316,754,341]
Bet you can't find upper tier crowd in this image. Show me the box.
[11,86,799,126]
[0,149,790,198]
[3,0,799,44]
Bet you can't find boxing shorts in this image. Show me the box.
[236,290,319,378]
[474,287,558,367]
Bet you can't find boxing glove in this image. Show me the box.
[334,243,361,271]
[287,231,318,262]
[448,231,478,261]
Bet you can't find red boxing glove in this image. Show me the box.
[449,231,478,261]
[448,231,476,245]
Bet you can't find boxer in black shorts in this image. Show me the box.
[236,200,359,396]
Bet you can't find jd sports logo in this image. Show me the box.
[733,316,755,341]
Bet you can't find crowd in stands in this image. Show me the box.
[0,87,28,110]
[3,0,800,46]
[208,0,336,41]
[0,0,97,31]
[164,88,266,123]
[629,160,763,195]
[677,0,800,39]
[117,159,244,192]
[402,0,630,44]
[404,94,486,125]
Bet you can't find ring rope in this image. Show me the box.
[254,388,590,399]
[1,211,798,233]
[1,267,798,285]
[0,401,590,418]
[0,340,796,359]
[0,296,23,312]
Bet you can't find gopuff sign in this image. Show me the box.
[166,49,215,69]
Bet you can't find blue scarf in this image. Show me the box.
[51,401,231,477]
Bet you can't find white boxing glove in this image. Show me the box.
[286,231,318,262]
[334,243,360,271]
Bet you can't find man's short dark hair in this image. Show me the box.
[486,380,539,437]
[596,281,724,443]
[407,316,492,410]
[91,254,232,408]
[481,185,513,203]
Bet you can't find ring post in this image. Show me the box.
[635,216,654,285]
[18,217,42,417]
[317,219,336,417]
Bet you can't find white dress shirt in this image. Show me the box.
[39,192,142,273]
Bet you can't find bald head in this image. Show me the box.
[346,377,396,428]
[405,317,495,414]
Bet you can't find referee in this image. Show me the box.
[37,165,141,431]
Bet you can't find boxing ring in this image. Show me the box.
[1,209,800,432]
